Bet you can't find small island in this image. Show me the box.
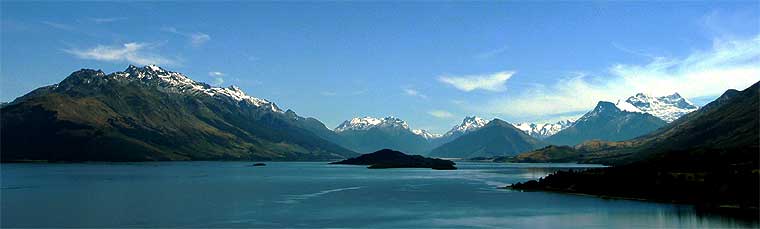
[330,149,457,170]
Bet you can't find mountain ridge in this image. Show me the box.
[1,65,357,162]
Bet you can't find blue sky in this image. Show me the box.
[2,1,759,134]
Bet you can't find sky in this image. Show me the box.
[2,1,759,134]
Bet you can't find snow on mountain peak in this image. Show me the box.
[334,116,411,132]
[614,99,644,113]
[514,119,577,139]
[578,92,698,123]
[444,116,489,137]
[623,92,698,122]
[412,129,442,139]
[119,65,281,112]
[145,64,164,72]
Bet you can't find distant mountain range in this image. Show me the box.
[510,81,759,165]
[1,65,357,161]
[428,119,546,158]
[331,116,489,155]
[514,119,576,139]
[514,92,697,140]
[545,101,667,146]
[333,116,434,154]
[0,65,714,162]
[510,82,759,209]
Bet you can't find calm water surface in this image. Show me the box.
[2,162,757,228]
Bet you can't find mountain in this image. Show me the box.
[428,119,546,158]
[411,129,442,140]
[510,82,759,209]
[442,116,489,138]
[514,119,576,139]
[1,65,357,162]
[602,82,759,166]
[333,116,434,154]
[621,92,698,122]
[545,101,667,146]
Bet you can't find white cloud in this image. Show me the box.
[190,33,211,46]
[483,35,760,119]
[163,27,210,47]
[64,42,175,66]
[403,88,428,99]
[320,91,337,96]
[428,110,454,119]
[439,71,515,92]
[208,72,225,86]
[90,17,127,24]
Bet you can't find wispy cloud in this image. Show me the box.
[428,110,454,119]
[211,77,224,86]
[475,45,509,59]
[64,42,176,66]
[439,71,515,92]
[483,35,760,119]
[42,21,75,31]
[208,72,225,86]
[320,91,338,96]
[163,27,210,47]
[403,88,428,99]
[611,42,658,59]
[90,17,127,24]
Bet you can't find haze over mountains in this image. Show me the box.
[0,65,720,161]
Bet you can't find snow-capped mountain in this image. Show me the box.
[335,116,411,132]
[514,119,576,139]
[412,129,442,140]
[619,93,698,122]
[429,119,546,158]
[117,65,282,113]
[335,116,442,139]
[334,116,437,154]
[546,101,667,146]
[443,116,489,137]
[2,65,358,161]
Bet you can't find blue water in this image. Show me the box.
[1,162,756,228]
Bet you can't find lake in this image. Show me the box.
[2,162,757,228]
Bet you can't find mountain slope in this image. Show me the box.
[333,116,433,154]
[1,65,357,162]
[604,82,759,166]
[545,101,667,146]
[429,119,546,158]
[510,82,760,209]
